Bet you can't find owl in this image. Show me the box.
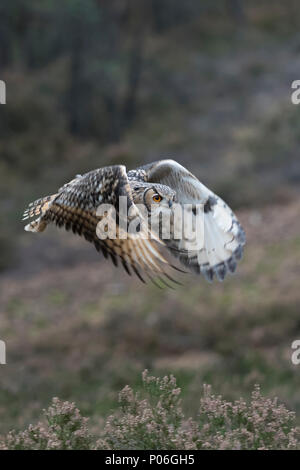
[22,160,245,286]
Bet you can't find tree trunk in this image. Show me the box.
[122,0,148,128]
[66,21,92,137]
[226,0,246,25]
[0,25,12,69]
[122,32,144,126]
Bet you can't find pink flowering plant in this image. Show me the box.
[0,398,92,450]
[1,371,299,450]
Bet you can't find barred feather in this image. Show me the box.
[22,194,57,221]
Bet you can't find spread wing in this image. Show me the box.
[128,159,246,281]
[24,165,175,285]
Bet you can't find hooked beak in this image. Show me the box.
[168,200,173,208]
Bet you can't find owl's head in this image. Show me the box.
[130,182,176,214]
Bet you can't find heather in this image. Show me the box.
[0,398,92,450]
[1,371,299,450]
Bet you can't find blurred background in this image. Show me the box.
[1,0,300,434]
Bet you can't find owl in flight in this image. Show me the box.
[23,160,245,286]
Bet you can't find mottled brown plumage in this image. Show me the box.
[23,165,176,285]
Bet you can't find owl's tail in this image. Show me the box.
[22,194,57,232]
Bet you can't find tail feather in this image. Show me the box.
[23,194,57,233]
[22,194,57,221]
[24,219,47,233]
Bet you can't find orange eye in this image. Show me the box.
[152,194,162,203]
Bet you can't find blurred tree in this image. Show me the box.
[0,1,32,68]
[150,0,203,33]
[226,0,246,25]
[122,0,149,128]
[4,0,299,145]
[0,5,13,68]
[61,0,101,137]
[93,0,149,141]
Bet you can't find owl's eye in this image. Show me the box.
[152,194,162,203]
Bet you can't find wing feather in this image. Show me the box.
[131,159,246,281]
[23,165,173,283]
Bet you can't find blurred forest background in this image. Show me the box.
[1,0,300,436]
